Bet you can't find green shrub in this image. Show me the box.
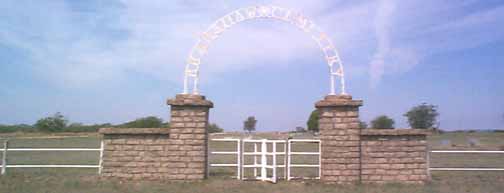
[306,110,319,132]
[119,116,164,128]
[64,123,112,132]
[35,112,68,132]
[0,124,36,133]
[208,123,224,133]
[370,115,395,129]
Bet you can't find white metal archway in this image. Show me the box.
[183,5,347,95]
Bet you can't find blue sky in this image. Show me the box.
[1,0,503,131]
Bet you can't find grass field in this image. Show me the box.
[0,132,503,193]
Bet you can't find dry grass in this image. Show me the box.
[2,172,503,193]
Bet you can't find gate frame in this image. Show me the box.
[210,138,321,182]
[287,139,321,180]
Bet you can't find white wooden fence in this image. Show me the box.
[211,139,504,182]
[209,138,241,178]
[3,138,504,178]
[0,140,104,175]
[210,138,321,183]
[429,150,504,171]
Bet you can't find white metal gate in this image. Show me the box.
[210,138,321,183]
[242,139,285,183]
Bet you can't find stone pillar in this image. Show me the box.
[316,95,363,184]
[167,94,213,180]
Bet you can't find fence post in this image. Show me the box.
[98,140,104,174]
[318,140,322,179]
[1,140,8,175]
[283,140,287,179]
[272,141,277,183]
[237,139,241,180]
[253,143,257,178]
[287,140,291,180]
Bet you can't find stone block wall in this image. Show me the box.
[99,94,213,181]
[100,128,175,180]
[316,95,363,184]
[315,94,430,184]
[360,130,429,184]
[98,93,431,184]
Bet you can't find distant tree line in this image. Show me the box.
[208,123,224,133]
[306,103,441,131]
[0,112,224,133]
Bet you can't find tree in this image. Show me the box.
[370,115,395,129]
[404,103,439,129]
[121,116,163,128]
[359,121,368,129]
[295,126,306,133]
[243,116,257,133]
[208,123,224,133]
[35,112,68,132]
[307,110,319,132]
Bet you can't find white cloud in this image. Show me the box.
[1,0,503,91]
[368,1,504,87]
[369,0,396,87]
[419,5,504,53]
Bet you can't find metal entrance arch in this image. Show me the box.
[182,5,347,96]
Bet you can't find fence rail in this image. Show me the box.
[209,138,241,179]
[3,138,503,178]
[3,148,101,151]
[287,139,320,180]
[429,150,504,171]
[430,150,504,153]
[0,140,104,175]
[6,165,100,168]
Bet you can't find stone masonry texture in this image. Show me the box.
[360,130,430,184]
[99,94,213,180]
[315,95,430,184]
[316,95,363,184]
[98,94,430,184]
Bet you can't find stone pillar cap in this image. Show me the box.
[315,94,363,108]
[167,94,214,108]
